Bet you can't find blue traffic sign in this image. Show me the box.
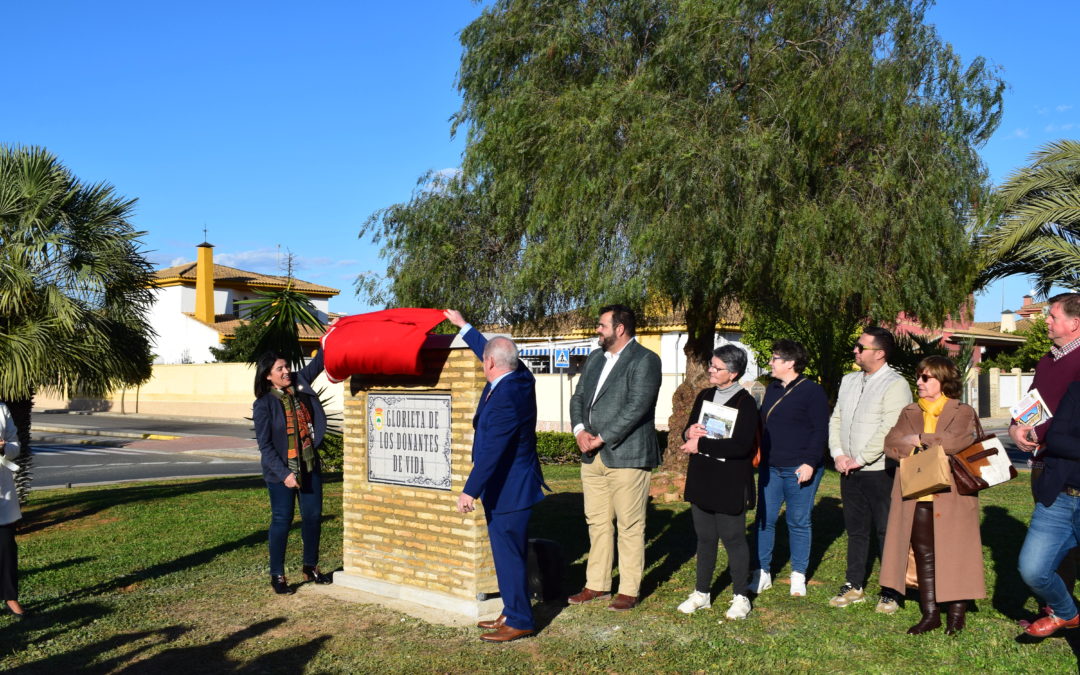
[554,349,570,369]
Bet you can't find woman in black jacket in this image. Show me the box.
[677,344,760,619]
[253,348,334,594]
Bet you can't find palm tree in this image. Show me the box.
[977,139,1080,295]
[0,145,156,501]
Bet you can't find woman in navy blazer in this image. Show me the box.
[253,348,333,594]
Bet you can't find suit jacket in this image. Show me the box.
[879,399,985,602]
[253,350,328,483]
[461,328,546,514]
[1036,381,1080,507]
[569,339,663,469]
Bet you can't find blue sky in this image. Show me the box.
[2,1,1076,321]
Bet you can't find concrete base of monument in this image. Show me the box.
[329,572,503,627]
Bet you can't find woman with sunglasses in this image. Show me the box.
[879,356,984,635]
[676,345,760,619]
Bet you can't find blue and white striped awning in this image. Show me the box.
[520,345,594,357]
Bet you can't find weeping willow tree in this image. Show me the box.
[363,0,1004,474]
[0,146,155,501]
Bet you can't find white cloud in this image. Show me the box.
[1008,128,1030,139]
[214,249,360,277]
[1037,106,1049,115]
[433,167,462,181]
[170,256,190,266]
[1045,124,1057,132]
[215,249,283,269]
[1063,123,1075,131]
[1057,104,1073,113]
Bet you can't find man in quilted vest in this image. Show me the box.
[828,327,912,613]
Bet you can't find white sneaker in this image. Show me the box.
[790,572,807,596]
[750,570,772,593]
[677,590,711,614]
[725,594,752,620]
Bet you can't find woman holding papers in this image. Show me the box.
[879,356,982,636]
[677,345,760,619]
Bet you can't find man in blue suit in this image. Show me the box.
[445,309,546,643]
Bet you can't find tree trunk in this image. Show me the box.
[651,305,717,502]
[4,394,34,505]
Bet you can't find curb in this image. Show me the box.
[34,409,252,426]
[32,424,182,441]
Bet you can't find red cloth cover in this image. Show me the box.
[321,308,447,381]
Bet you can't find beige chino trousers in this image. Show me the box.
[581,453,651,597]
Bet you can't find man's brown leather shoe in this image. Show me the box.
[479,624,535,642]
[477,614,506,630]
[1025,611,1080,637]
[568,588,611,605]
[607,594,638,611]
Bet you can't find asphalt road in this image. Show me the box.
[32,443,261,489]
[32,410,254,439]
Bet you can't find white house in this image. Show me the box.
[148,242,339,364]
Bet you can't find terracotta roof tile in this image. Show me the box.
[185,313,325,341]
[153,262,338,296]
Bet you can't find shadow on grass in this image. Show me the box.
[32,528,267,608]
[21,555,96,578]
[115,618,331,675]
[1,600,113,666]
[20,476,267,536]
[983,504,1033,621]
[531,492,589,592]
[6,616,331,675]
[530,489,696,603]
[21,472,343,538]
[807,496,844,580]
[640,504,693,599]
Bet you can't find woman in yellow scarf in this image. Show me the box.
[878,356,984,635]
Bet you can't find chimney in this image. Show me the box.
[195,242,215,324]
[1000,310,1016,333]
[1018,294,1041,318]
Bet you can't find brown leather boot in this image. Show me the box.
[945,601,967,635]
[907,503,941,635]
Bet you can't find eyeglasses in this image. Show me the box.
[769,356,790,362]
[854,343,883,353]
[708,365,729,373]
[918,373,936,383]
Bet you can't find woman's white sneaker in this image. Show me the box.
[725,594,752,619]
[750,570,772,593]
[790,572,807,596]
[677,590,711,614]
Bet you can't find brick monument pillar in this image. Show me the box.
[332,333,502,619]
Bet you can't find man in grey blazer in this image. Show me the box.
[568,305,662,611]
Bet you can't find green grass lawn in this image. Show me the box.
[0,467,1075,673]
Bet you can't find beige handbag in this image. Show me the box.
[899,444,952,499]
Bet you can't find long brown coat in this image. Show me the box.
[878,399,986,602]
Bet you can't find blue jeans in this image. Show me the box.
[755,464,823,575]
[1019,492,1080,620]
[267,470,323,577]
